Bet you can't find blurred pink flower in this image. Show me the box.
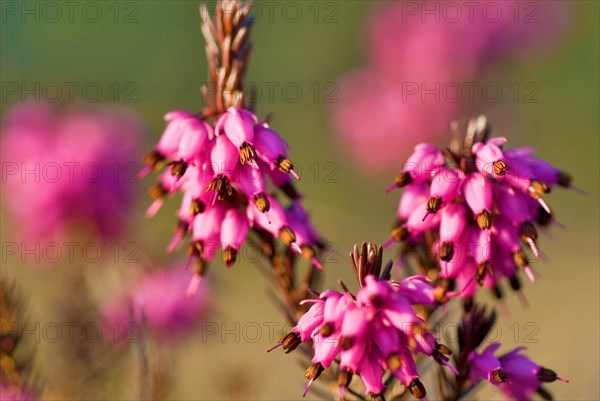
[332,0,571,171]
[333,70,457,170]
[1,102,142,246]
[101,265,210,341]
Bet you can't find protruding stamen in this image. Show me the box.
[167,221,188,254]
[138,165,152,179]
[146,199,164,218]
[289,169,301,180]
[537,197,551,214]
[522,265,536,282]
[338,369,352,401]
[303,363,324,397]
[187,274,202,298]
[266,343,282,353]
[302,379,314,398]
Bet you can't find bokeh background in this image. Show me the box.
[1,1,598,400]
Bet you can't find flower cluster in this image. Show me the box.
[333,1,570,170]
[1,102,142,248]
[270,244,455,400]
[386,116,574,303]
[142,107,322,293]
[469,344,568,401]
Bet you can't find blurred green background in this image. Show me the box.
[1,1,598,400]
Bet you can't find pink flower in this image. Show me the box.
[387,118,572,300]
[1,102,142,249]
[467,345,568,401]
[143,103,323,286]
[473,137,508,177]
[499,347,568,401]
[220,209,249,267]
[101,265,210,341]
[254,122,300,180]
[215,107,259,168]
[468,343,506,384]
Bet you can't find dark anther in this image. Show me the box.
[491,368,508,383]
[440,241,455,262]
[340,337,354,350]
[537,367,559,383]
[254,193,270,212]
[278,332,301,354]
[278,226,296,246]
[370,393,386,401]
[426,197,443,214]
[409,378,427,399]
[304,363,324,381]
[239,142,257,165]
[557,171,571,188]
[222,247,237,267]
[276,156,295,174]
[319,322,335,338]
[509,275,521,291]
[476,210,492,230]
[391,226,410,242]
[169,160,188,178]
[393,172,413,189]
[493,160,509,176]
[189,199,206,215]
[338,369,353,387]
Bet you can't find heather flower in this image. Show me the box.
[498,347,568,401]
[100,265,210,341]
[140,2,323,291]
[467,344,567,401]
[386,116,573,302]
[0,102,142,248]
[270,243,454,400]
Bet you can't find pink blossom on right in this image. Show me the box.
[386,116,576,303]
[468,344,568,401]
